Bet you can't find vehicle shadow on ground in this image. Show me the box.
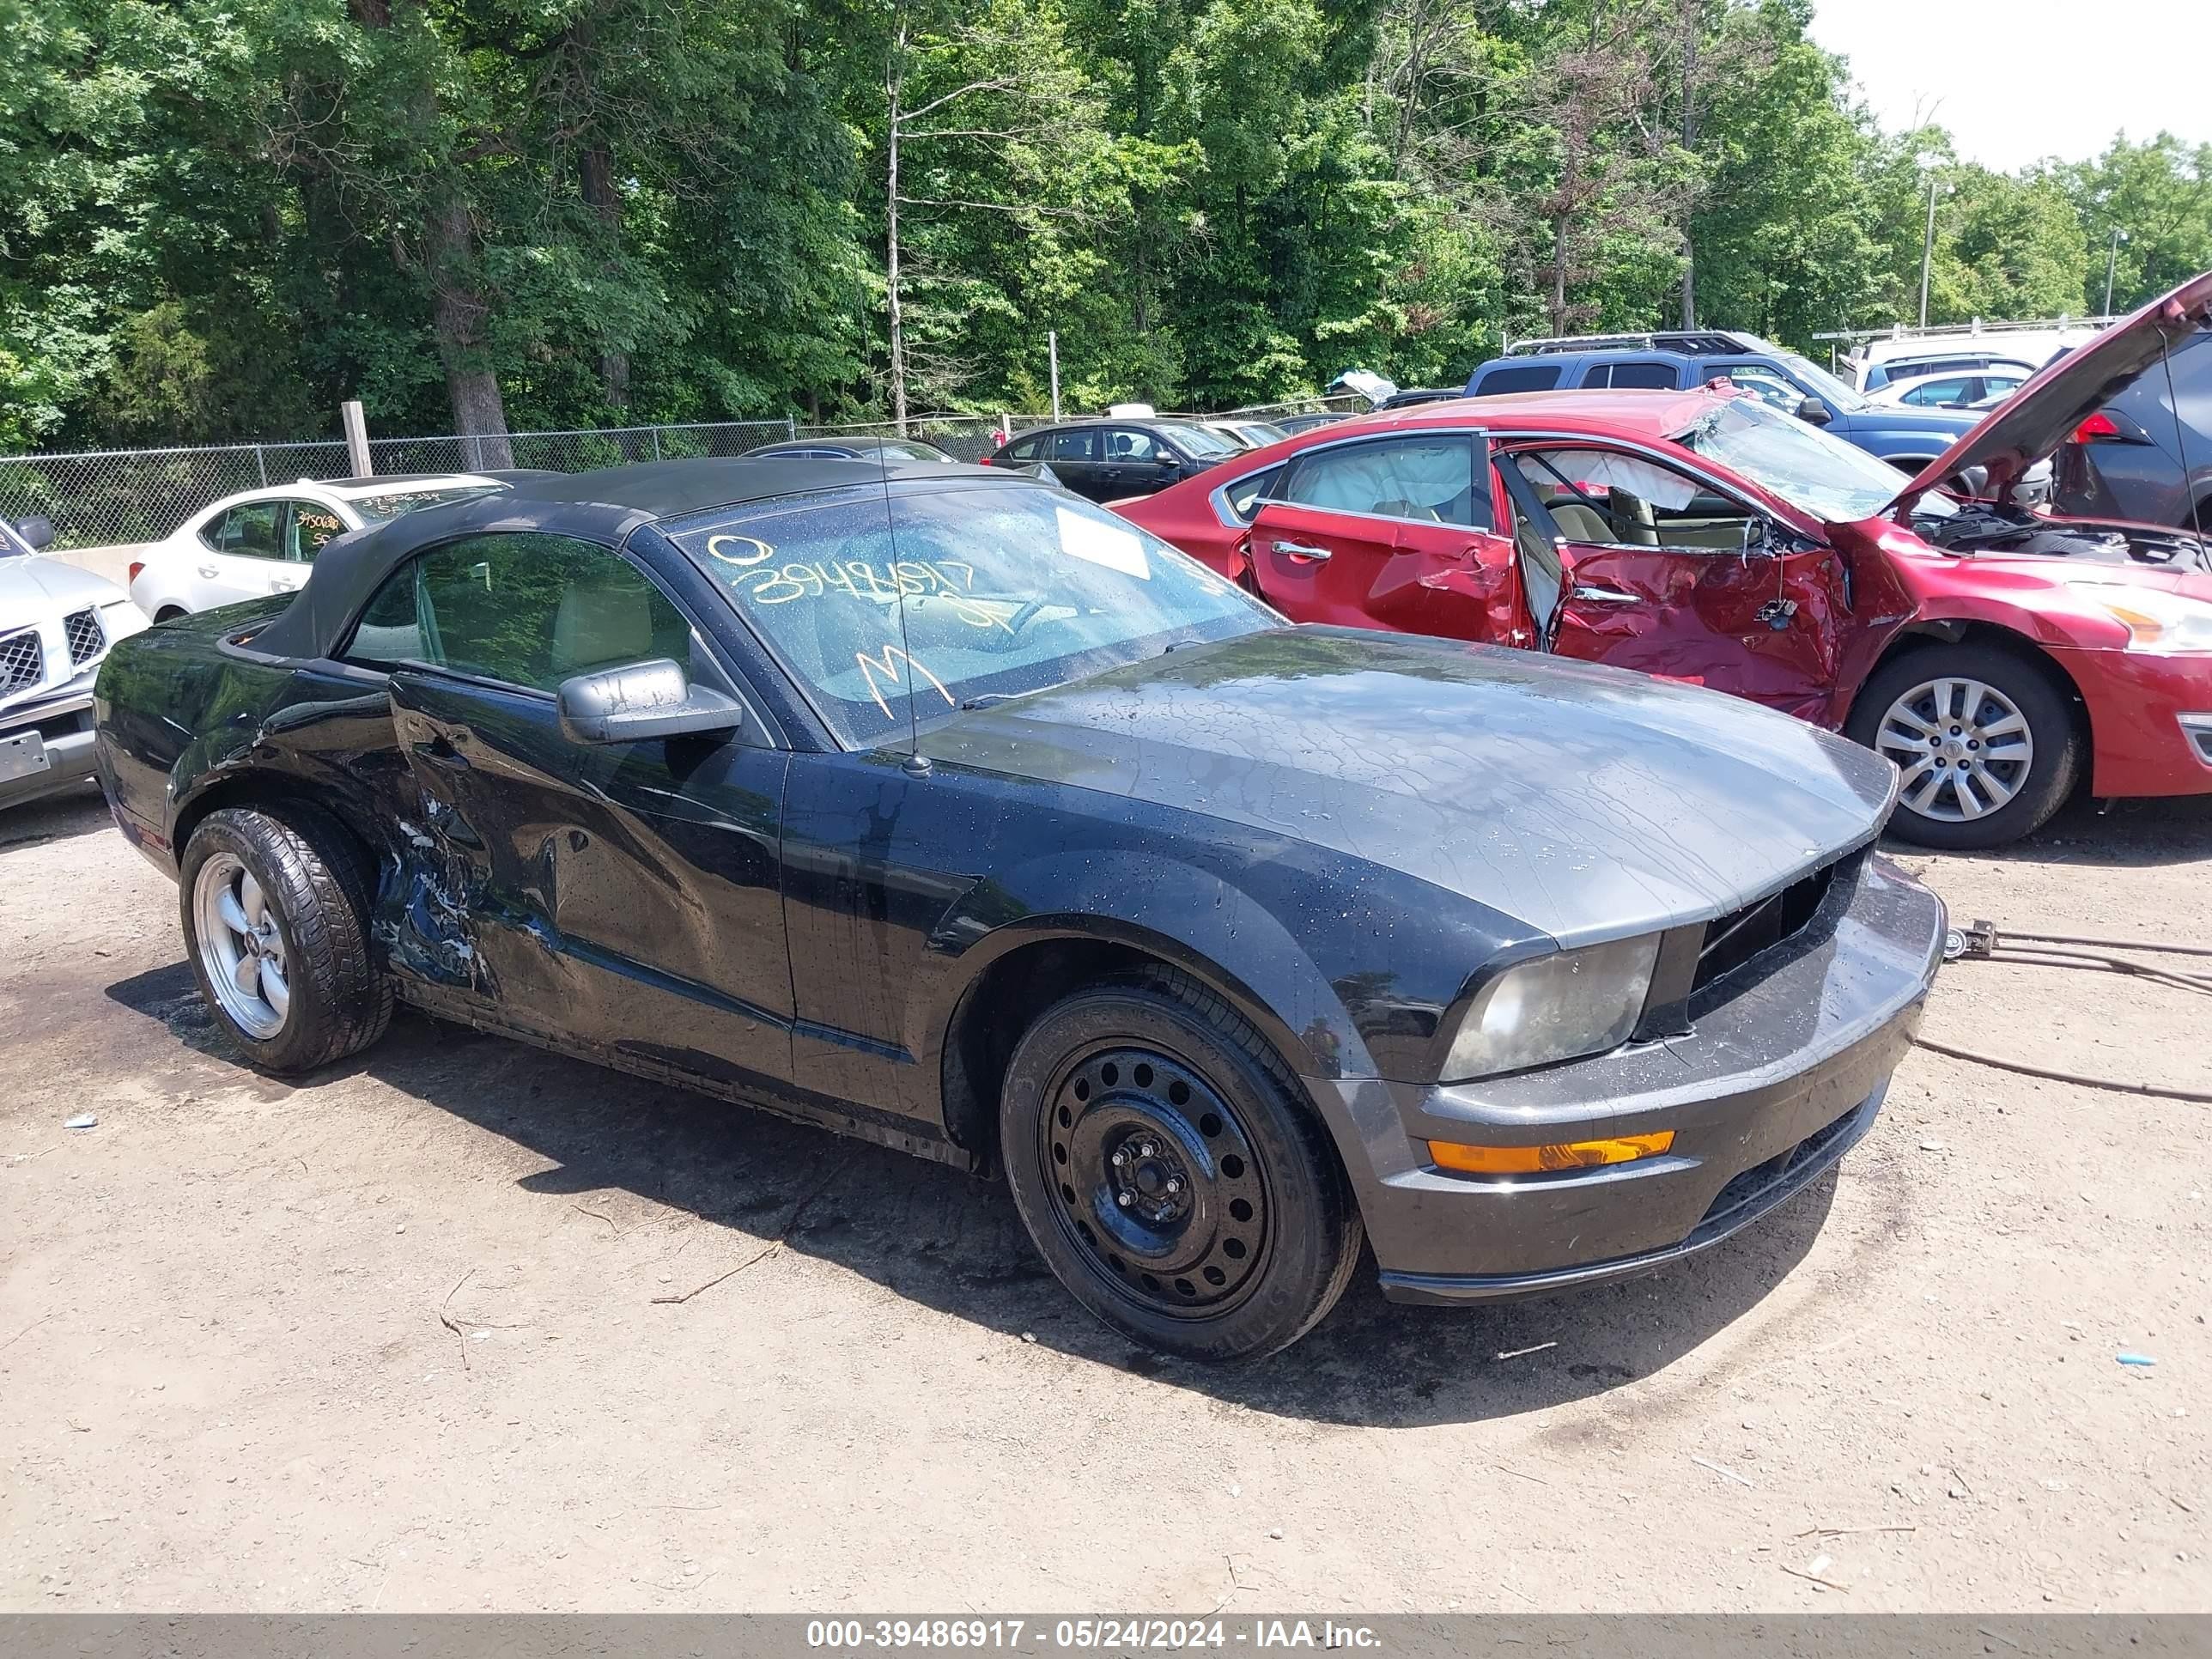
[106,963,1837,1428]
[1890,792,2212,870]
[0,786,112,851]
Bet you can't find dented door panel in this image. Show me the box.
[386,669,796,1087]
[1384,520,1531,647]
[1548,543,1850,723]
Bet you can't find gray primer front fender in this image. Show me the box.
[908,847,1384,1084]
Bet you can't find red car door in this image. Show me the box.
[1498,442,1851,724]
[1246,432,1520,642]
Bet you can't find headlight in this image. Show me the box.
[1443,934,1660,1079]
[2080,587,2212,654]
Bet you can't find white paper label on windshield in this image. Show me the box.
[1055,505,1151,580]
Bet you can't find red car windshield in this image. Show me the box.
[1676,398,1955,525]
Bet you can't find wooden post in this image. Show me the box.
[341,400,373,477]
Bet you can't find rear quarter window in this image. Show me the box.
[1472,364,1565,396]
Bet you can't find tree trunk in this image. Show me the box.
[427,198,514,470]
[1679,7,1698,328]
[1551,210,1571,331]
[579,144,631,410]
[349,0,509,460]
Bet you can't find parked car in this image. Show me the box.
[94,455,1942,1359]
[2051,314,2210,532]
[1464,331,1978,474]
[743,437,958,463]
[986,418,1243,501]
[1841,326,2084,392]
[1200,419,1292,451]
[1870,368,2033,410]
[129,473,509,618]
[3,514,149,810]
[1118,272,2212,851]
[1274,412,1352,436]
[1372,388,1463,412]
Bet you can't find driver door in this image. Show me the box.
[340,529,797,1088]
[1498,444,1851,721]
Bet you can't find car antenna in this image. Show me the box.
[874,440,933,777]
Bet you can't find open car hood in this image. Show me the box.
[1886,270,2212,516]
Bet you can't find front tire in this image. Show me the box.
[1000,973,1361,1362]
[179,805,392,1073]
[1847,643,2081,850]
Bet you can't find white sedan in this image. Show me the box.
[1868,367,2033,411]
[130,473,508,619]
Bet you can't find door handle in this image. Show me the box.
[1570,583,1638,605]
[411,732,471,770]
[1272,541,1333,563]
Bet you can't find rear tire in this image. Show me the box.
[179,805,392,1073]
[1846,643,2081,850]
[999,971,1361,1362]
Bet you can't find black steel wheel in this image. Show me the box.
[1000,973,1361,1361]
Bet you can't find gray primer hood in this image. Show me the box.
[920,628,1898,945]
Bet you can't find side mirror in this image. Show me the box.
[557,659,742,744]
[1795,397,1833,427]
[13,515,55,550]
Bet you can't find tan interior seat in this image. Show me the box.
[1545,501,1613,544]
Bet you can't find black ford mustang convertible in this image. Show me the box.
[95,459,1943,1359]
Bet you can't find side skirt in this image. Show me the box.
[393,981,984,1176]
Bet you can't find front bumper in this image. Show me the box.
[1307,853,1945,1301]
[0,685,98,810]
[2057,646,2212,798]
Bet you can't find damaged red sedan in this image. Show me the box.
[1117,274,2212,849]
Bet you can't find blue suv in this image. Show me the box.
[1462,330,1978,473]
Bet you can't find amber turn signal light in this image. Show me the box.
[1428,1131,1675,1176]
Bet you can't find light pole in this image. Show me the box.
[1917,170,1951,330]
[2103,228,2130,316]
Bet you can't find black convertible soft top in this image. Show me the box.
[249,456,1006,660]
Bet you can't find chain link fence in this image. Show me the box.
[0,419,793,550]
[0,401,1350,551]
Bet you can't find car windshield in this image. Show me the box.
[1157,422,1240,456]
[668,482,1274,748]
[1676,396,1954,523]
[868,440,954,461]
[0,522,30,558]
[1771,350,1868,412]
[349,484,506,524]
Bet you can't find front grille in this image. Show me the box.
[0,627,42,696]
[1694,1101,1868,1237]
[1691,863,1836,994]
[62,607,104,668]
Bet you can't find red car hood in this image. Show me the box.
[1887,269,2212,515]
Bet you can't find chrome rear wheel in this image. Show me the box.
[192,851,291,1038]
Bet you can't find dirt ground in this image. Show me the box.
[3,782,2208,1613]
